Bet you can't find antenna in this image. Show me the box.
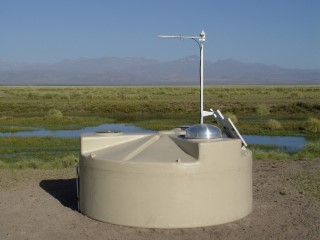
[159,31,248,147]
[159,30,206,124]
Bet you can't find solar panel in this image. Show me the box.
[211,109,247,147]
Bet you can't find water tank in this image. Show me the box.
[79,129,252,228]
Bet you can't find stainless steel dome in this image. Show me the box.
[185,124,222,139]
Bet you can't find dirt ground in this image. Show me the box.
[0,159,319,240]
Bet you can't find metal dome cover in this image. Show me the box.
[185,124,222,139]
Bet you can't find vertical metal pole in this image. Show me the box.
[159,31,206,124]
[200,42,204,124]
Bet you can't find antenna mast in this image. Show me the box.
[159,30,206,124]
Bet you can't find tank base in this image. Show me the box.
[79,130,252,228]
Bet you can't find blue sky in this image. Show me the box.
[0,0,319,69]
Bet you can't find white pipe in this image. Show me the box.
[200,42,204,124]
[159,30,206,124]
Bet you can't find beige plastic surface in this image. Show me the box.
[79,130,252,228]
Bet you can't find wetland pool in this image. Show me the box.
[0,124,317,152]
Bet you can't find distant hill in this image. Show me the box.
[0,56,319,85]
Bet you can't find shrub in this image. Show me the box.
[60,94,70,100]
[224,112,238,124]
[138,94,152,101]
[0,115,12,120]
[216,92,229,98]
[256,104,270,115]
[266,119,282,130]
[305,117,320,133]
[252,149,289,161]
[43,93,54,99]
[296,141,320,159]
[46,109,63,120]
[56,155,75,168]
[27,92,36,99]
[302,141,320,154]
[290,92,303,98]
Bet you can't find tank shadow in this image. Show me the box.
[39,178,78,211]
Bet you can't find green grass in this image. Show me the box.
[0,116,113,131]
[0,86,319,169]
[1,85,319,136]
[0,137,79,169]
[251,141,320,161]
[0,136,319,169]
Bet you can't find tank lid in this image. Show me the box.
[185,124,222,139]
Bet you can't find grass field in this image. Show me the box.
[0,86,319,169]
[0,85,319,135]
[0,137,77,169]
[0,136,319,169]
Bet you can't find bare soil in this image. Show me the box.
[0,159,319,240]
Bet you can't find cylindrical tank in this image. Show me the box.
[79,129,252,228]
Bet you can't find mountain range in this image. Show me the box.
[0,56,319,85]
